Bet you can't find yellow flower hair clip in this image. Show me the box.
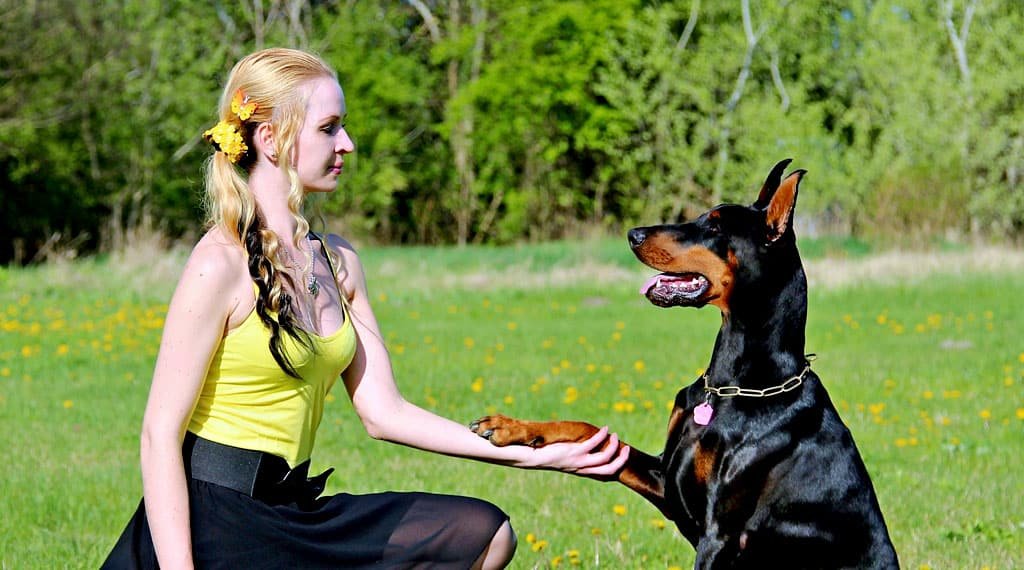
[230,89,258,121]
[203,121,248,164]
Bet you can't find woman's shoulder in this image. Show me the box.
[321,233,362,266]
[183,227,249,284]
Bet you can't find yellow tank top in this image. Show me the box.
[187,284,356,467]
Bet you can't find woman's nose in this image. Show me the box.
[336,128,354,154]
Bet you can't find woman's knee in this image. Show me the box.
[478,520,516,570]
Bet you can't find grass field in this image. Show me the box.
[1,239,1022,568]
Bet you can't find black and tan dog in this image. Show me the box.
[471,160,899,568]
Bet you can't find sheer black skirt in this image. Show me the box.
[102,477,509,569]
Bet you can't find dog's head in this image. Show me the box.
[630,159,805,311]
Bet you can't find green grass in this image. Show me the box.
[1,242,1022,569]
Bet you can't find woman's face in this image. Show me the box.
[293,77,354,194]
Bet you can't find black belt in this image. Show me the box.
[182,432,334,507]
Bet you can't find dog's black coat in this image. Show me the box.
[473,160,899,568]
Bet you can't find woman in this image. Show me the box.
[103,48,628,569]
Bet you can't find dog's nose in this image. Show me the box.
[628,228,647,249]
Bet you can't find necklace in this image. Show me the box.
[305,236,320,297]
[279,236,319,298]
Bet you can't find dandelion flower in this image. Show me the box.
[612,504,627,516]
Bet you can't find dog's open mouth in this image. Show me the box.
[640,273,709,306]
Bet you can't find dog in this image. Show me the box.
[471,160,899,568]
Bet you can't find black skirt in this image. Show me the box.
[102,453,509,569]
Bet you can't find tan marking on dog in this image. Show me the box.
[667,404,685,439]
[694,440,715,484]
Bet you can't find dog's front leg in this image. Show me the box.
[470,414,668,514]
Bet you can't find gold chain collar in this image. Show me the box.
[702,355,815,399]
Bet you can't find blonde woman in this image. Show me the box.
[102,48,628,569]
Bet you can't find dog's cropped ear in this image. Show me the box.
[753,158,793,209]
[765,170,806,245]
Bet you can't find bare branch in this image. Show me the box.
[942,0,975,94]
[770,49,790,112]
[673,0,700,56]
[406,0,442,43]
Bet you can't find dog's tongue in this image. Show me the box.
[641,273,664,295]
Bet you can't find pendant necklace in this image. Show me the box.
[279,238,318,298]
[305,235,321,298]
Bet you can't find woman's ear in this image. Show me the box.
[253,122,277,163]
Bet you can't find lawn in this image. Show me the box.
[0,240,1021,568]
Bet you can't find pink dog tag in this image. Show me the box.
[693,402,714,426]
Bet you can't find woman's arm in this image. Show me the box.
[139,236,247,569]
[332,237,629,476]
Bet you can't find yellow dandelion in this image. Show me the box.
[531,540,548,552]
[495,343,505,352]
[585,364,597,373]
[464,337,475,349]
[894,438,908,447]
[471,377,484,393]
[504,395,515,405]
[590,527,602,535]
[63,400,74,409]
[550,555,562,567]
[20,345,32,358]
[484,354,496,365]
[922,390,934,399]
[979,409,992,420]
[942,390,961,399]
[612,504,627,516]
[611,332,622,342]
[650,518,667,529]
[1005,377,1015,387]
[868,403,885,415]
[560,359,571,369]
[507,322,518,331]
[564,387,579,404]
[1019,352,1024,363]
[0,367,10,377]
[525,533,536,544]
[634,360,646,372]
[1016,408,1024,420]
[876,313,888,325]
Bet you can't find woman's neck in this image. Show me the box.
[249,164,302,241]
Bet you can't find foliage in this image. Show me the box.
[2,1,1023,261]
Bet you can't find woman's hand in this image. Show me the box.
[521,427,631,480]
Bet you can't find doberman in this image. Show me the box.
[471,160,899,568]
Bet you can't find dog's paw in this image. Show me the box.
[469,415,544,447]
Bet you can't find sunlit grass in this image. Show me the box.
[0,246,1022,568]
